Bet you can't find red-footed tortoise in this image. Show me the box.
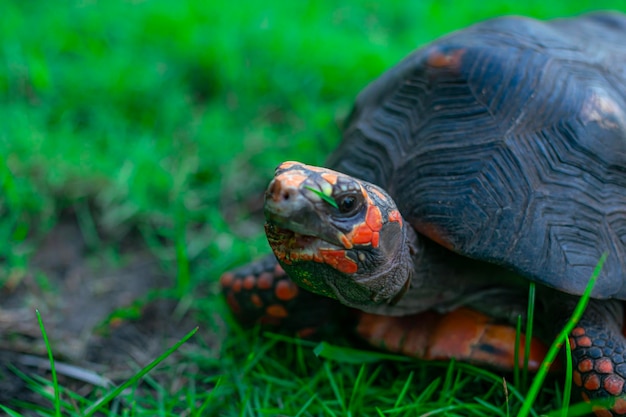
[221,12,626,416]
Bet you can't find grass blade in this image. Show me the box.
[36,309,61,417]
[523,282,535,392]
[304,186,338,209]
[83,326,198,417]
[561,333,573,417]
[518,253,607,417]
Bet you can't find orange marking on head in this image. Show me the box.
[340,233,354,249]
[266,304,289,318]
[232,279,242,293]
[345,204,383,248]
[220,272,234,288]
[595,358,613,374]
[603,374,624,396]
[572,327,586,337]
[321,172,338,185]
[388,209,402,225]
[613,397,626,414]
[370,188,386,200]
[365,204,383,231]
[572,370,583,387]
[592,407,613,417]
[278,161,300,170]
[275,280,299,301]
[250,294,263,308]
[372,232,380,248]
[576,336,593,347]
[273,172,308,194]
[257,272,274,290]
[583,374,601,391]
[578,359,593,372]
[351,225,373,245]
[243,275,256,290]
[319,249,358,274]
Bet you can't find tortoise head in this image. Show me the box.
[264,161,416,310]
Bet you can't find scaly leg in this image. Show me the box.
[220,254,339,336]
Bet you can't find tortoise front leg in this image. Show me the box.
[356,307,549,370]
[220,254,339,336]
[568,299,626,416]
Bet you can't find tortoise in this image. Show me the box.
[220,12,626,416]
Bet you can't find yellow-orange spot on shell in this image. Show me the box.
[577,336,593,347]
[569,337,577,350]
[220,272,234,288]
[584,373,601,391]
[232,279,243,293]
[257,272,274,290]
[276,280,299,301]
[426,48,465,69]
[603,374,624,396]
[592,407,613,417]
[266,304,288,318]
[595,358,613,374]
[321,172,338,185]
[573,370,583,387]
[572,327,586,337]
[578,358,594,372]
[613,397,626,414]
[250,294,263,308]
[243,275,256,290]
[418,222,454,250]
[581,392,590,403]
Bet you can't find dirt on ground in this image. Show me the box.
[0,217,214,409]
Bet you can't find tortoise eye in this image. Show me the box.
[336,194,361,215]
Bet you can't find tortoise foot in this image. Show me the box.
[220,254,337,335]
[570,314,626,416]
[356,307,548,370]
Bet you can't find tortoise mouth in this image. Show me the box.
[265,222,329,251]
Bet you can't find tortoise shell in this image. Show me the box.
[326,13,626,299]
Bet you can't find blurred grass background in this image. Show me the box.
[2,0,626,415]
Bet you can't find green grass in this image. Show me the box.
[2,0,626,415]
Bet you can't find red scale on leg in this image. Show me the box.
[579,358,594,372]
[603,374,625,396]
[584,373,602,391]
[576,335,593,347]
[596,358,614,374]
[593,407,614,417]
[613,398,626,414]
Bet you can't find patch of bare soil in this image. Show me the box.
[0,217,212,410]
